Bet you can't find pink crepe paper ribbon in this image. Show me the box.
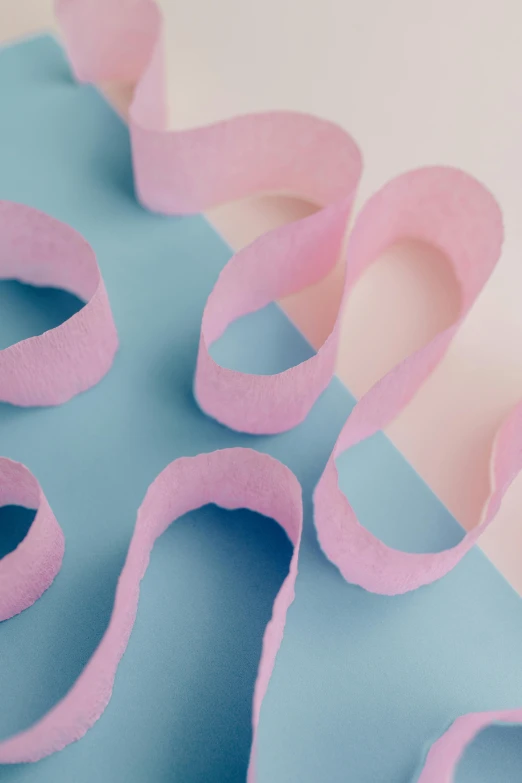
[0,0,520,779]
[0,201,117,405]
[0,448,302,783]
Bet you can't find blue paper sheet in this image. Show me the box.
[0,35,520,783]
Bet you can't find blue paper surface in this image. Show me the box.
[0,35,520,783]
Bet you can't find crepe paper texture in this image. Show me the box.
[0,448,302,782]
[0,202,117,405]
[0,459,64,622]
[0,3,519,781]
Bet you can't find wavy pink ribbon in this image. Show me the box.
[0,448,302,783]
[0,201,117,405]
[0,0,520,779]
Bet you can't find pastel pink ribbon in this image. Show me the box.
[0,448,302,783]
[0,458,64,622]
[0,201,117,405]
[0,1,520,780]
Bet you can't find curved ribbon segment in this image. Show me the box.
[58,1,363,434]
[0,449,302,777]
[0,459,64,622]
[0,202,118,406]
[314,166,505,596]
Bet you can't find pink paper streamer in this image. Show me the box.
[0,0,519,779]
[0,459,64,622]
[0,202,117,405]
[0,449,302,778]
[314,167,505,596]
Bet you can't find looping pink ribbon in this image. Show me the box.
[0,458,64,622]
[0,201,117,405]
[0,1,520,780]
[0,448,302,781]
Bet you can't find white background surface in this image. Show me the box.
[3,0,522,590]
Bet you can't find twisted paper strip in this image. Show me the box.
[0,458,64,622]
[0,0,520,779]
[0,201,117,405]
[0,448,302,782]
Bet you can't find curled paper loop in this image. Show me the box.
[0,458,64,622]
[0,448,302,776]
[314,166,505,596]
[0,202,118,406]
[196,200,355,433]
[58,2,363,434]
[133,41,365,433]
